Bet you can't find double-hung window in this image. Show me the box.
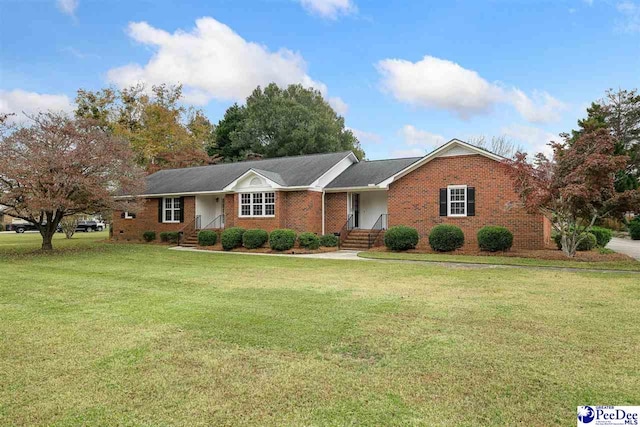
[239,192,276,217]
[447,185,467,217]
[124,211,134,219]
[163,197,181,222]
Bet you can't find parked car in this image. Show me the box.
[75,220,100,232]
[7,221,38,233]
[94,221,106,231]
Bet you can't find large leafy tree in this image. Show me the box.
[210,83,364,161]
[75,84,217,171]
[0,113,144,250]
[504,129,640,257]
[570,89,640,191]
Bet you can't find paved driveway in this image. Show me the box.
[607,237,640,260]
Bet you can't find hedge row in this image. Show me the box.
[383,225,514,252]
[215,228,336,251]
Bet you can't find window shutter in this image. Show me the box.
[467,187,475,216]
[158,198,163,223]
[120,211,125,219]
[179,197,185,223]
[439,189,447,216]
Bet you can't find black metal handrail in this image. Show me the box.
[178,214,201,246]
[338,214,355,248]
[368,214,389,248]
[202,214,225,230]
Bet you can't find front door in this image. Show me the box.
[350,193,360,228]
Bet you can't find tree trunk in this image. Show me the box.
[40,227,55,251]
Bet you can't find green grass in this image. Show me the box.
[359,250,640,271]
[1,233,639,425]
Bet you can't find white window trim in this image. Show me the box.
[124,212,134,219]
[238,191,276,218]
[163,197,181,223]
[447,185,467,217]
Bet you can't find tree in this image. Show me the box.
[75,84,215,171]
[467,135,522,158]
[570,89,640,191]
[59,216,80,239]
[504,128,640,257]
[210,83,364,161]
[0,113,144,250]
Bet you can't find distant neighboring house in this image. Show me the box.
[0,206,15,230]
[113,139,551,250]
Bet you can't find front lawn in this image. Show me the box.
[359,249,640,271]
[1,234,639,425]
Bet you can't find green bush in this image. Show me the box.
[298,232,320,250]
[428,225,464,252]
[221,227,245,250]
[384,226,419,251]
[158,231,178,243]
[477,226,513,252]
[629,217,640,240]
[142,231,156,242]
[319,234,339,247]
[269,229,297,251]
[553,232,597,251]
[198,230,217,246]
[242,229,269,249]
[590,226,613,247]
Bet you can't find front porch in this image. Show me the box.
[340,190,389,250]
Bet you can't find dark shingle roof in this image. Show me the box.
[326,157,421,188]
[143,151,352,195]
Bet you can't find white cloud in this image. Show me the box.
[376,55,565,123]
[57,0,78,16]
[349,128,382,145]
[297,0,356,19]
[107,18,342,106]
[399,125,446,147]
[0,90,73,123]
[329,96,349,116]
[617,1,640,33]
[500,124,560,157]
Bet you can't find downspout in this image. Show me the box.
[322,190,325,235]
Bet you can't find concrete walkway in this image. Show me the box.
[607,237,640,260]
[170,246,639,274]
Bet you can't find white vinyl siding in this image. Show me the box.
[239,192,275,217]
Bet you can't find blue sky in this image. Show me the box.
[1,0,639,159]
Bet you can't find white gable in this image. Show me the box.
[224,170,281,192]
[438,144,480,157]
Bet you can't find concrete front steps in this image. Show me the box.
[341,229,376,250]
[180,231,200,247]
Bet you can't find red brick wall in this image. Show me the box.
[325,192,348,235]
[112,196,195,241]
[387,154,545,250]
[282,191,323,234]
[225,191,322,234]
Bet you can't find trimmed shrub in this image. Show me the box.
[590,226,613,247]
[553,232,597,251]
[319,234,339,247]
[198,230,217,246]
[429,225,464,252]
[384,226,419,251]
[158,231,180,243]
[142,230,156,242]
[242,229,269,249]
[477,226,513,252]
[269,229,297,251]
[221,227,245,250]
[629,217,640,240]
[299,232,320,250]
